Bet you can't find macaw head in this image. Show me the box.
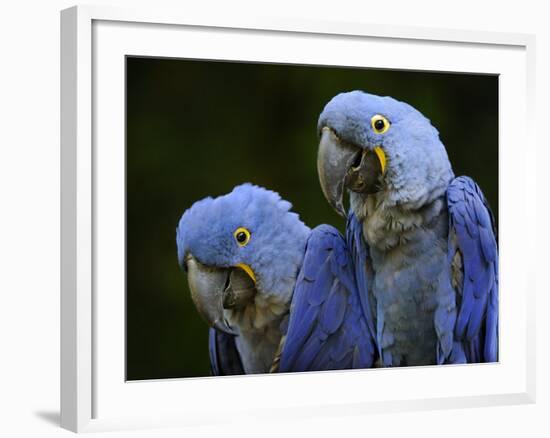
[176,183,310,334]
[317,90,454,216]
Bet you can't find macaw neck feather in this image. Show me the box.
[350,189,448,253]
[225,281,294,374]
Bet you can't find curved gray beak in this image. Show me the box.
[185,255,256,335]
[317,127,384,217]
[186,255,236,335]
[317,127,358,217]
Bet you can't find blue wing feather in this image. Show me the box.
[319,283,348,334]
[446,176,498,363]
[279,224,376,372]
[346,213,377,348]
[208,328,245,376]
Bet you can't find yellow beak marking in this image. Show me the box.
[236,263,256,284]
[373,146,387,174]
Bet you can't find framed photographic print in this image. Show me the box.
[61,4,536,433]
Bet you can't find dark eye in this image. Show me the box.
[233,227,251,247]
[371,114,390,134]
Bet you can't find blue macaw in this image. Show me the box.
[176,184,375,375]
[316,91,498,366]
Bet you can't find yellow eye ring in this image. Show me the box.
[371,114,390,134]
[233,227,251,247]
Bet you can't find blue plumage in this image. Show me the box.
[279,225,376,372]
[177,184,375,374]
[318,90,499,366]
[208,328,244,376]
[346,212,377,348]
[447,176,498,362]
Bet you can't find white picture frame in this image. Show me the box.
[60,4,536,433]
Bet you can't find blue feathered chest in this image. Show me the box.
[359,195,457,366]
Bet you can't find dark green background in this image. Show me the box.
[126,57,498,380]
